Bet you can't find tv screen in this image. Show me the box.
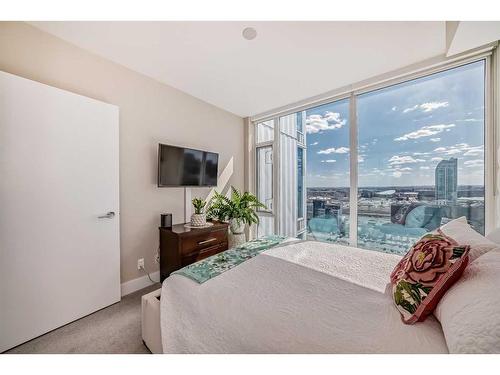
[157,144,218,187]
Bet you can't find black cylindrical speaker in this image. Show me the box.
[161,213,172,228]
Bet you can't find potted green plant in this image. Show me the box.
[191,197,207,227]
[206,187,267,235]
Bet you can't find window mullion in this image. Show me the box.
[273,117,281,236]
[485,54,496,233]
[349,94,358,247]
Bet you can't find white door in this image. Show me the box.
[0,71,120,352]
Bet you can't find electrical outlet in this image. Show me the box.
[137,258,145,270]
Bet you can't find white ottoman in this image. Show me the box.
[141,288,163,354]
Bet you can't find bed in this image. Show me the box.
[159,240,449,353]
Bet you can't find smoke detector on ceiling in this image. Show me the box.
[242,27,257,40]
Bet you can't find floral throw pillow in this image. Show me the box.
[390,230,470,324]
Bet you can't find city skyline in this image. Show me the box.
[307,184,484,189]
[306,61,485,188]
[305,154,485,253]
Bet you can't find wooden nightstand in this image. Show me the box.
[159,221,229,282]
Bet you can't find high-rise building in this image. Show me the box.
[312,199,326,217]
[435,157,458,202]
[325,202,342,219]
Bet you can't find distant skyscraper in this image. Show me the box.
[435,158,458,202]
[312,199,326,217]
[325,202,342,219]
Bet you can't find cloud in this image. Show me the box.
[324,112,344,123]
[420,102,449,112]
[403,105,419,113]
[402,101,449,113]
[413,152,430,156]
[309,141,319,146]
[391,106,397,111]
[436,147,461,155]
[392,171,403,178]
[463,146,484,157]
[358,155,365,163]
[318,146,350,155]
[420,166,430,170]
[431,157,443,162]
[394,124,455,141]
[430,138,441,142]
[321,159,336,163]
[457,118,483,123]
[464,159,484,168]
[434,143,484,157]
[388,155,425,165]
[306,111,346,134]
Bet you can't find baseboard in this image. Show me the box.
[120,271,161,297]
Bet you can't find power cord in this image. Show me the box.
[139,246,161,284]
[139,263,160,284]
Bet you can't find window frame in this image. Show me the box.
[255,144,274,214]
[297,144,306,236]
[255,119,276,216]
[252,49,497,241]
[254,119,280,237]
[297,111,307,236]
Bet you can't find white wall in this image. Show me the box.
[0,22,244,284]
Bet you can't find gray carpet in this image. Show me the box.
[6,284,161,354]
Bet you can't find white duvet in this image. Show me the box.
[160,240,448,353]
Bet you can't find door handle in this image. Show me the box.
[98,211,115,219]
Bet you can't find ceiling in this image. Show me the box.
[30,21,446,117]
[447,21,500,56]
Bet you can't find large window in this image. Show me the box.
[357,61,485,254]
[254,56,491,254]
[305,99,350,245]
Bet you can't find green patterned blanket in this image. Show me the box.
[172,235,287,284]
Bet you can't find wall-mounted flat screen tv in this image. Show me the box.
[157,143,219,187]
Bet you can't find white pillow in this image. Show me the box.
[440,216,497,261]
[434,248,500,353]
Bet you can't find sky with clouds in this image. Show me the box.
[306,60,485,188]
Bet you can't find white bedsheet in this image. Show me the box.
[160,240,448,353]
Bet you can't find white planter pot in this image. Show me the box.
[190,213,206,227]
[229,219,245,234]
[228,232,247,248]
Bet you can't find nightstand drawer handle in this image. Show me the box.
[198,238,217,245]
